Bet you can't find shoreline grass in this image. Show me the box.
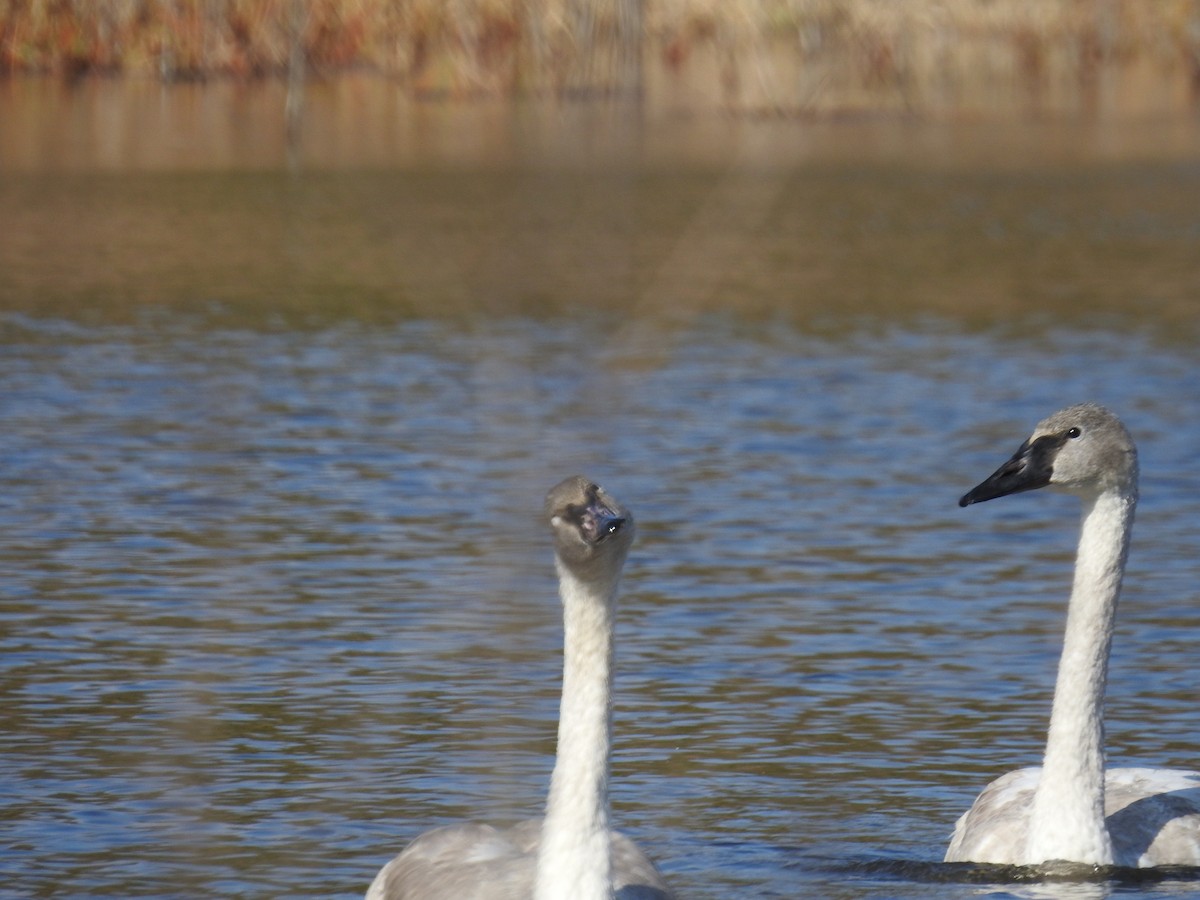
[2,1,1199,115]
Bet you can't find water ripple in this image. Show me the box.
[1,314,1198,899]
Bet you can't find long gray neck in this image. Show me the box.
[534,560,617,900]
[1026,488,1135,864]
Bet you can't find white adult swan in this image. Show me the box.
[365,476,675,900]
[945,403,1200,867]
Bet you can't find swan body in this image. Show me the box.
[947,766,1200,867]
[946,403,1200,868]
[365,477,675,900]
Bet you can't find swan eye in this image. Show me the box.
[1067,427,1082,439]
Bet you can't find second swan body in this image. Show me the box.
[946,403,1200,867]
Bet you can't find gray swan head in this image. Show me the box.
[545,476,635,582]
[960,403,1138,507]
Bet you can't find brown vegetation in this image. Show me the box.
[2,1,1200,113]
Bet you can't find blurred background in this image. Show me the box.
[2,2,1200,899]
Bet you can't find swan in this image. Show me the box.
[365,476,675,900]
[945,403,1200,867]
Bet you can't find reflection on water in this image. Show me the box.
[2,310,1200,899]
[7,75,1200,173]
[4,155,1200,335]
[3,78,1200,334]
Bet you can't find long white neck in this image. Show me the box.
[533,561,617,900]
[1026,488,1136,865]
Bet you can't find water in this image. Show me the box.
[2,313,1198,899]
[2,84,1200,899]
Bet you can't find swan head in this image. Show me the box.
[545,476,635,583]
[960,403,1138,507]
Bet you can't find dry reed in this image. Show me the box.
[2,0,1199,113]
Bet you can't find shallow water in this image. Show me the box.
[2,83,1200,899]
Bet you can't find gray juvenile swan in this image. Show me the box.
[945,403,1200,867]
[365,477,675,900]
